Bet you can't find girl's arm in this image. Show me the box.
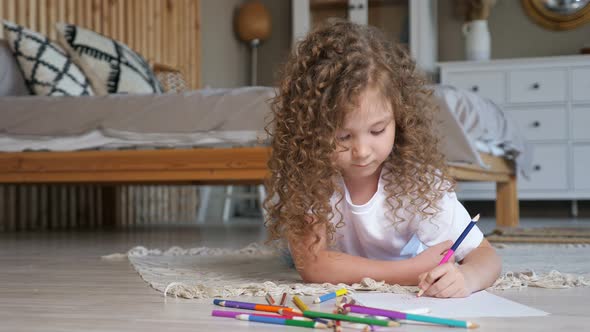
[458,239,502,291]
[288,222,453,285]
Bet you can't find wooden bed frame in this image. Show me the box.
[0,0,519,229]
[0,147,519,228]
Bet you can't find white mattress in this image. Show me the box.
[0,85,530,176]
[0,129,263,152]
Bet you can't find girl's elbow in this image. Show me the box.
[297,266,326,284]
[295,256,331,283]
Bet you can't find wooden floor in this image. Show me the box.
[1,225,590,332]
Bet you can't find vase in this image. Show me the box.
[462,20,491,61]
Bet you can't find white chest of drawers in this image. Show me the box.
[439,55,590,201]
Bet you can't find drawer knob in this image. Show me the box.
[532,121,541,128]
[532,83,540,90]
[534,165,542,171]
[471,85,479,92]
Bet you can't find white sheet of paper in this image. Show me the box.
[352,291,548,318]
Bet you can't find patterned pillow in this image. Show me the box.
[55,23,162,95]
[2,21,94,96]
[155,70,188,93]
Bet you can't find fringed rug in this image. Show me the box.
[486,227,590,244]
[103,243,590,299]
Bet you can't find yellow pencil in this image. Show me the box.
[292,295,310,312]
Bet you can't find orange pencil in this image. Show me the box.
[213,299,301,314]
[279,308,305,316]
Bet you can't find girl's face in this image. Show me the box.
[333,87,395,182]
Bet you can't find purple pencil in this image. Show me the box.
[343,304,479,329]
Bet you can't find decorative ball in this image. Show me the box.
[235,0,271,42]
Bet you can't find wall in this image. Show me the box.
[200,0,291,88]
[200,0,250,88]
[438,1,590,62]
[256,0,292,86]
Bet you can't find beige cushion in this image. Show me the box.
[55,23,162,95]
[2,20,94,96]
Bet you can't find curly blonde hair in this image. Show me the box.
[264,19,454,252]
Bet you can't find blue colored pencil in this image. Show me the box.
[235,314,328,329]
[313,288,348,303]
[442,214,481,264]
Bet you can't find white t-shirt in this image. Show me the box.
[329,173,484,262]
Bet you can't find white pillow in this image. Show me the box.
[2,20,94,96]
[55,23,162,95]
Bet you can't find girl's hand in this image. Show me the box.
[413,240,453,270]
[417,264,473,298]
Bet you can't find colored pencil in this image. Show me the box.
[211,310,312,321]
[278,308,305,317]
[236,314,328,329]
[292,295,310,312]
[343,304,479,329]
[336,296,348,305]
[440,214,480,265]
[303,310,400,327]
[213,299,301,314]
[280,292,288,306]
[314,288,348,303]
[418,214,480,297]
[290,296,332,326]
[265,293,276,305]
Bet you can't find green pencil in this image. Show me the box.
[303,310,400,327]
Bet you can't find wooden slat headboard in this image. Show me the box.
[0,0,200,89]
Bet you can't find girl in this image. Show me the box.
[264,20,501,298]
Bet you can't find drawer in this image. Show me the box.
[519,144,568,191]
[572,67,590,102]
[456,182,495,192]
[572,108,590,140]
[573,145,590,190]
[504,108,567,141]
[508,69,567,103]
[455,182,496,200]
[444,71,505,104]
